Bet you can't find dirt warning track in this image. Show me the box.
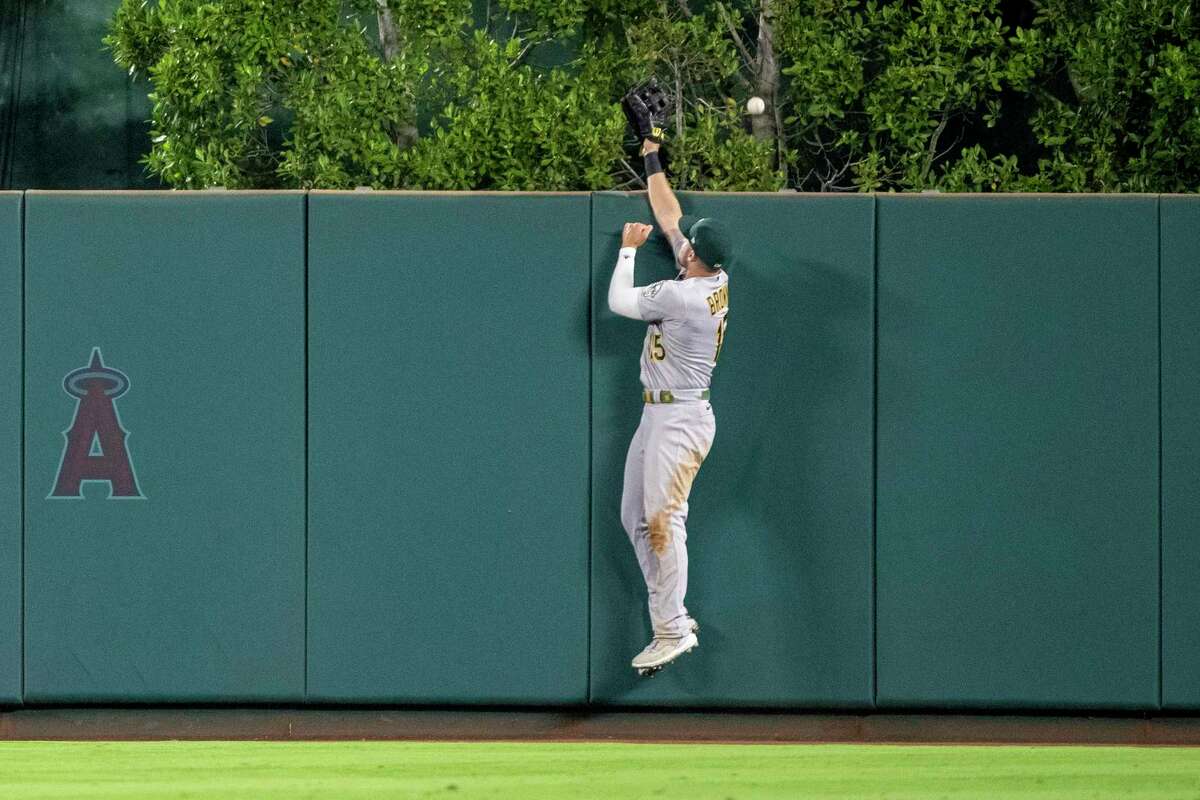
[2,709,1200,745]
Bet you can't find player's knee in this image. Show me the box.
[620,507,643,536]
[648,512,671,555]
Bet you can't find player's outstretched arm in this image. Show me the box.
[642,140,689,260]
[608,222,653,320]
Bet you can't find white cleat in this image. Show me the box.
[631,632,699,677]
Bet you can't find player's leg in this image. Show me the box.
[620,410,654,589]
[624,409,685,675]
[630,404,714,674]
[671,409,716,635]
[641,403,715,639]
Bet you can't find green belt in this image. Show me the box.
[643,389,710,404]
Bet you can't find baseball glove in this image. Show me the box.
[622,78,673,144]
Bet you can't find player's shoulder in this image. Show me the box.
[683,272,729,317]
[681,271,728,298]
[641,279,679,302]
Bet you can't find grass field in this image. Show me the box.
[1,741,1199,799]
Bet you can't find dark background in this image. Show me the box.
[0,0,154,189]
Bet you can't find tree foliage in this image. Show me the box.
[1029,0,1200,192]
[777,0,1045,191]
[405,33,626,189]
[106,0,1200,191]
[108,0,423,188]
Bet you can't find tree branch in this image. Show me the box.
[717,2,757,82]
[509,37,541,67]
[920,109,951,184]
[821,156,853,191]
[934,126,965,163]
[619,159,646,188]
[749,0,782,166]
[673,60,684,141]
[374,1,417,149]
[374,0,399,63]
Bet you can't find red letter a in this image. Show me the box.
[50,349,143,499]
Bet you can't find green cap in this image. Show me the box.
[678,215,733,271]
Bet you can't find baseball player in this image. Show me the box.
[606,134,732,676]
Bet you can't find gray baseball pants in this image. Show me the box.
[620,398,716,639]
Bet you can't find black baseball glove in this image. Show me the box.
[622,78,673,144]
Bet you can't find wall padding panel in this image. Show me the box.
[1162,195,1200,709]
[23,192,306,702]
[876,195,1159,710]
[307,193,591,704]
[589,192,875,707]
[0,193,21,705]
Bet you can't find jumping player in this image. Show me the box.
[606,137,732,676]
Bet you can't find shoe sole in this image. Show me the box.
[633,633,699,676]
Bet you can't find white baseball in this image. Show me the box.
[746,96,766,115]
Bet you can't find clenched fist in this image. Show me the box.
[622,222,653,249]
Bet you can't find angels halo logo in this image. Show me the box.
[48,347,144,499]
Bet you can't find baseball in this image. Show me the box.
[746,96,766,115]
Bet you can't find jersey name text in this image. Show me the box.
[706,284,729,315]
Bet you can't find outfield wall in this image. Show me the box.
[0,190,1194,711]
[0,193,20,705]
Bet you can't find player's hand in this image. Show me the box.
[641,139,661,156]
[622,222,653,249]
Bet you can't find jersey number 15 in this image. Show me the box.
[648,333,666,362]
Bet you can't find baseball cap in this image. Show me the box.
[678,215,733,271]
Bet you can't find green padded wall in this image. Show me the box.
[876,195,1159,710]
[23,192,305,702]
[307,192,590,704]
[0,193,19,704]
[1162,195,1200,709]
[589,192,874,707]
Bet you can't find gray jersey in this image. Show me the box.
[636,271,729,392]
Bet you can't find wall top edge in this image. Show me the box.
[11,189,1195,198]
[875,192,1168,199]
[309,190,593,197]
[22,190,308,197]
[601,191,864,198]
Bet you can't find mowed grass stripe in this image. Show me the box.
[1,741,1198,799]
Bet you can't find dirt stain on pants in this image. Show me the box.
[648,449,706,556]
